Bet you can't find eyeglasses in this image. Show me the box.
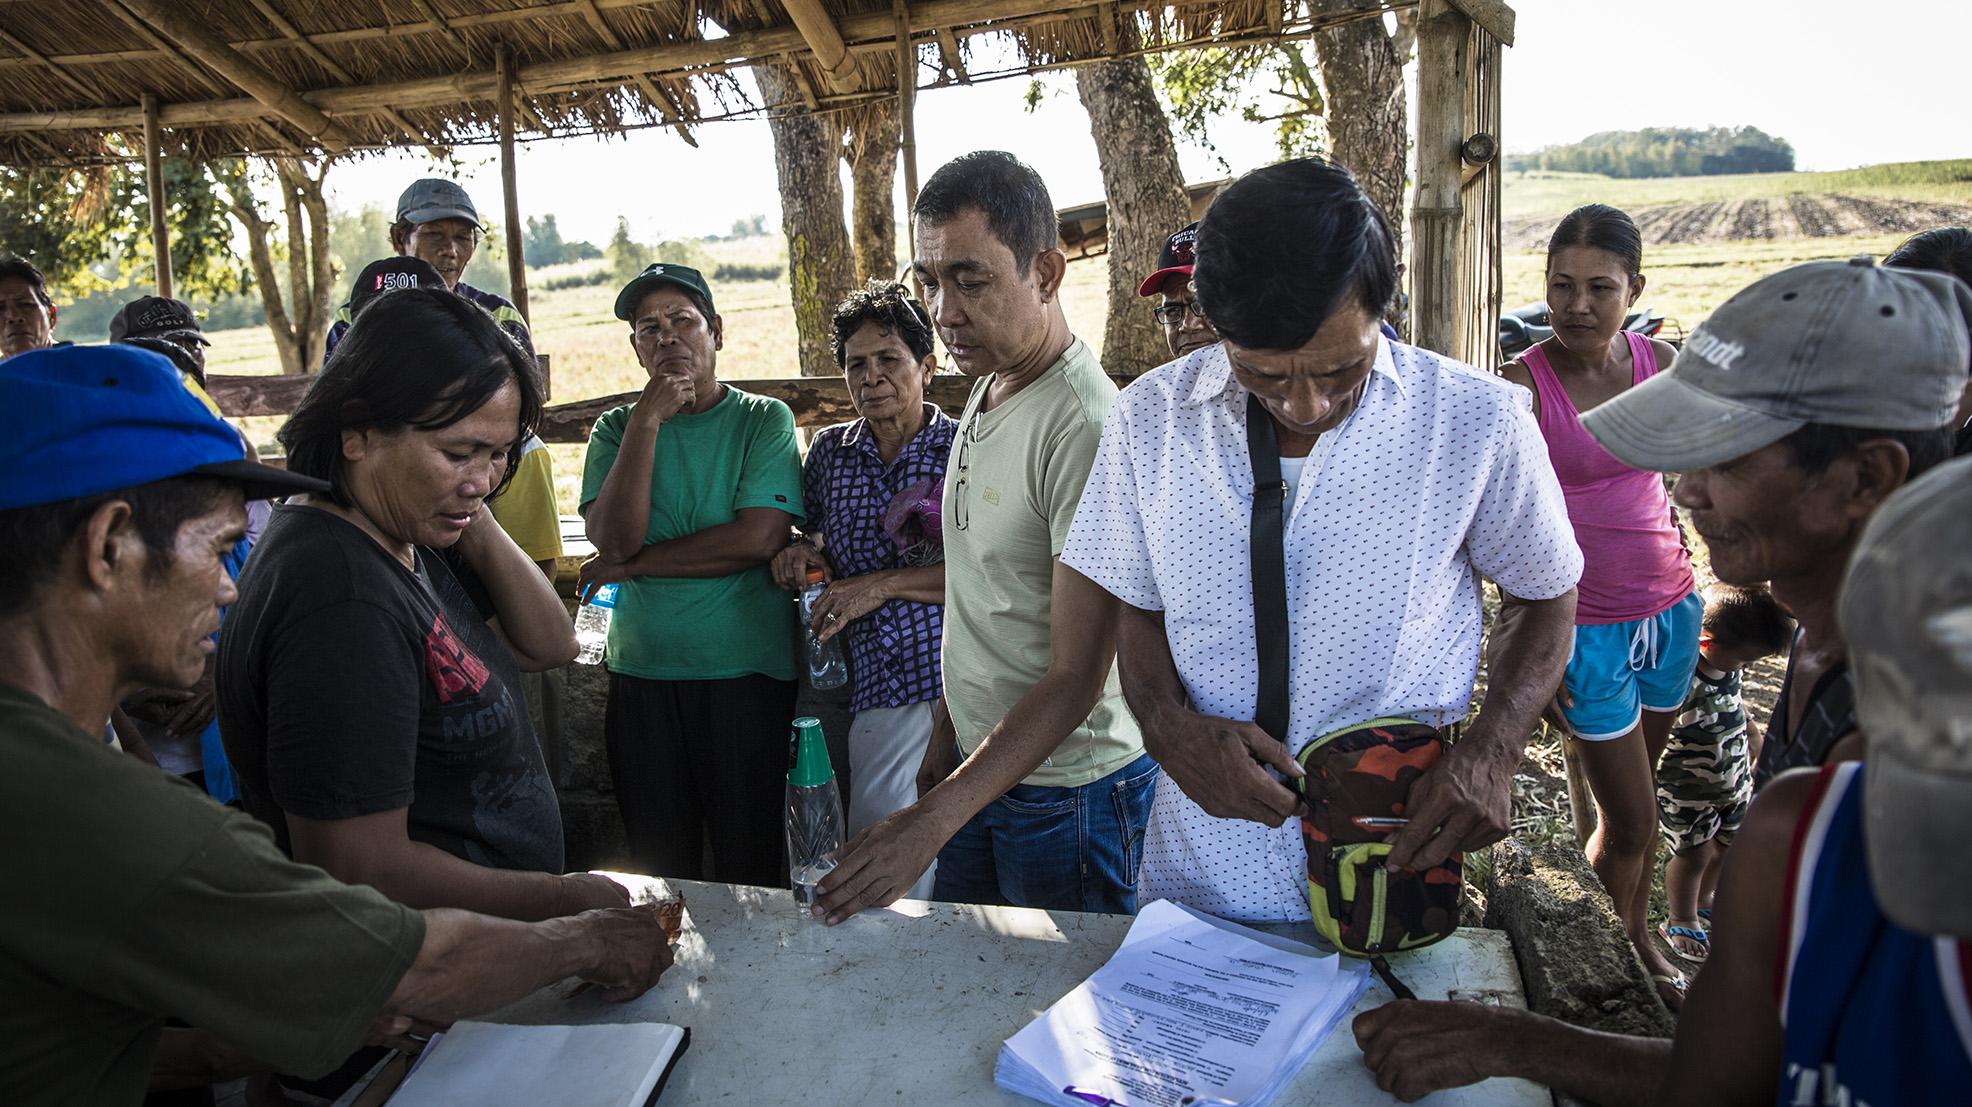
[1152,300,1209,326]
[950,417,976,531]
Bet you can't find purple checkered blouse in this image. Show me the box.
[803,404,958,713]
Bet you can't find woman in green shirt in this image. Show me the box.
[580,264,805,887]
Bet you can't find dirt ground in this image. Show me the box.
[1505,192,1972,252]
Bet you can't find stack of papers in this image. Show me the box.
[996,900,1370,1107]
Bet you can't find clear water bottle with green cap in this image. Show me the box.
[785,716,844,911]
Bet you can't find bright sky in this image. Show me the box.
[323,0,1972,246]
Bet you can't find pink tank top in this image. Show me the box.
[1522,332,1693,625]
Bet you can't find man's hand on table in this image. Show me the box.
[1142,707,1306,827]
[571,901,685,1001]
[557,872,634,914]
[1354,999,1519,1101]
[1383,738,1514,872]
[813,806,946,925]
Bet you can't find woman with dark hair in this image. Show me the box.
[771,281,956,900]
[217,287,620,928]
[1885,227,1972,456]
[1501,204,1698,1005]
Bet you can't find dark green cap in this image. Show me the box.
[788,716,835,787]
[614,262,716,322]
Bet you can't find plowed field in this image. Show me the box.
[1505,192,1972,251]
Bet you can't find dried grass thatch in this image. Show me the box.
[0,0,1417,168]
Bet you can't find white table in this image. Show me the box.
[395,877,1543,1106]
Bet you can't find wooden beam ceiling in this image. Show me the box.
[779,0,858,86]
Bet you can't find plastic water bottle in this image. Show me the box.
[797,569,849,690]
[574,583,618,665]
[786,716,844,912]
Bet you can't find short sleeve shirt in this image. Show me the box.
[803,406,958,712]
[941,340,1145,789]
[1062,338,1582,921]
[325,280,534,363]
[491,436,564,564]
[0,685,425,1107]
[217,505,564,873]
[580,385,803,682]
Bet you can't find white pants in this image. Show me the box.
[848,700,938,900]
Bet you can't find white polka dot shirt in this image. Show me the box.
[1062,337,1583,921]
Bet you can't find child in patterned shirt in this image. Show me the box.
[1656,582,1794,965]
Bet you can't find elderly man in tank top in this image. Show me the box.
[1354,259,1970,1105]
[1062,159,1582,924]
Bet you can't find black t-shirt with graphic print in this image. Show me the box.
[218,504,563,874]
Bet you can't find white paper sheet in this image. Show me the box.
[386,1020,687,1107]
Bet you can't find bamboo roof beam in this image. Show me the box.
[105,0,354,153]
[1097,0,1118,55]
[934,26,967,81]
[410,0,476,65]
[780,0,859,86]
[243,0,439,158]
[570,0,697,144]
[1445,0,1513,43]
[0,28,105,102]
[96,0,233,98]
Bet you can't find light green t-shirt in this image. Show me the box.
[941,339,1145,788]
[0,685,426,1107]
[581,384,803,682]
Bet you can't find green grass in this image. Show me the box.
[1503,233,1914,333]
[1502,159,1972,222]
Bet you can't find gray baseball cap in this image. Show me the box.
[1582,257,1972,472]
[395,178,482,227]
[1838,455,1972,937]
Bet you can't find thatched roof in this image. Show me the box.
[0,0,1444,168]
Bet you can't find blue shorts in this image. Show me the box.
[1561,591,1703,741]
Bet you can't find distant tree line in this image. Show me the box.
[522,213,603,267]
[1508,126,1796,178]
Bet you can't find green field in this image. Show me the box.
[1501,159,1972,222]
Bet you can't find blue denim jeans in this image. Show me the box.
[933,752,1159,914]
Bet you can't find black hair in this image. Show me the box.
[1547,204,1643,278]
[1780,422,1952,482]
[830,280,935,370]
[913,151,1058,276]
[1191,158,1398,351]
[1700,582,1794,658]
[279,286,542,507]
[0,475,233,618]
[1885,227,1972,289]
[0,253,53,308]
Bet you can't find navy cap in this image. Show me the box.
[349,256,445,318]
[0,344,329,511]
[109,296,210,346]
[614,262,716,321]
[395,178,482,227]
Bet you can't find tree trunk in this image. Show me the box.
[1075,51,1192,378]
[1313,1,1410,262]
[221,157,334,376]
[842,100,900,284]
[756,62,856,378]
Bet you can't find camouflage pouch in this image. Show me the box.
[1295,717,1463,956]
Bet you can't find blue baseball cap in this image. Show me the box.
[0,344,329,511]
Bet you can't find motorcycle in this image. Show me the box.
[1498,302,1671,360]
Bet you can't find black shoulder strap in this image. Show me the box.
[1246,393,1290,746]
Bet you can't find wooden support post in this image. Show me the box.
[1409,0,1466,358]
[495,44,530,328]
[893,0,919,261]
[1558,727,1598,847]
[141,93,173,299]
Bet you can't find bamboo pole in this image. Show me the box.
[495,44,530,330]
[141,93,173,299]
[894,0,919,261]
[782,0,858,85]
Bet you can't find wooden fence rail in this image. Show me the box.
[206,371,1139,443]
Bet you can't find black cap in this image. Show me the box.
[349,256,446,318]
[109,296,209,346]
[614,263,716,321]
[1137,222,1200,298]
[395,178,482,227]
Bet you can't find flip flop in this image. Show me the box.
[1660,921,1710,964]
[1650,972,1688,1010]
[1697,907,1714,930]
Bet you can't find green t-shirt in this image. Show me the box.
[581,384,804,681]
[941,339,1145,788]
[0,684,425,1107]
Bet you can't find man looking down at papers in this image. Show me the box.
[1062,158,1580,922]
[0,346,679,1107]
